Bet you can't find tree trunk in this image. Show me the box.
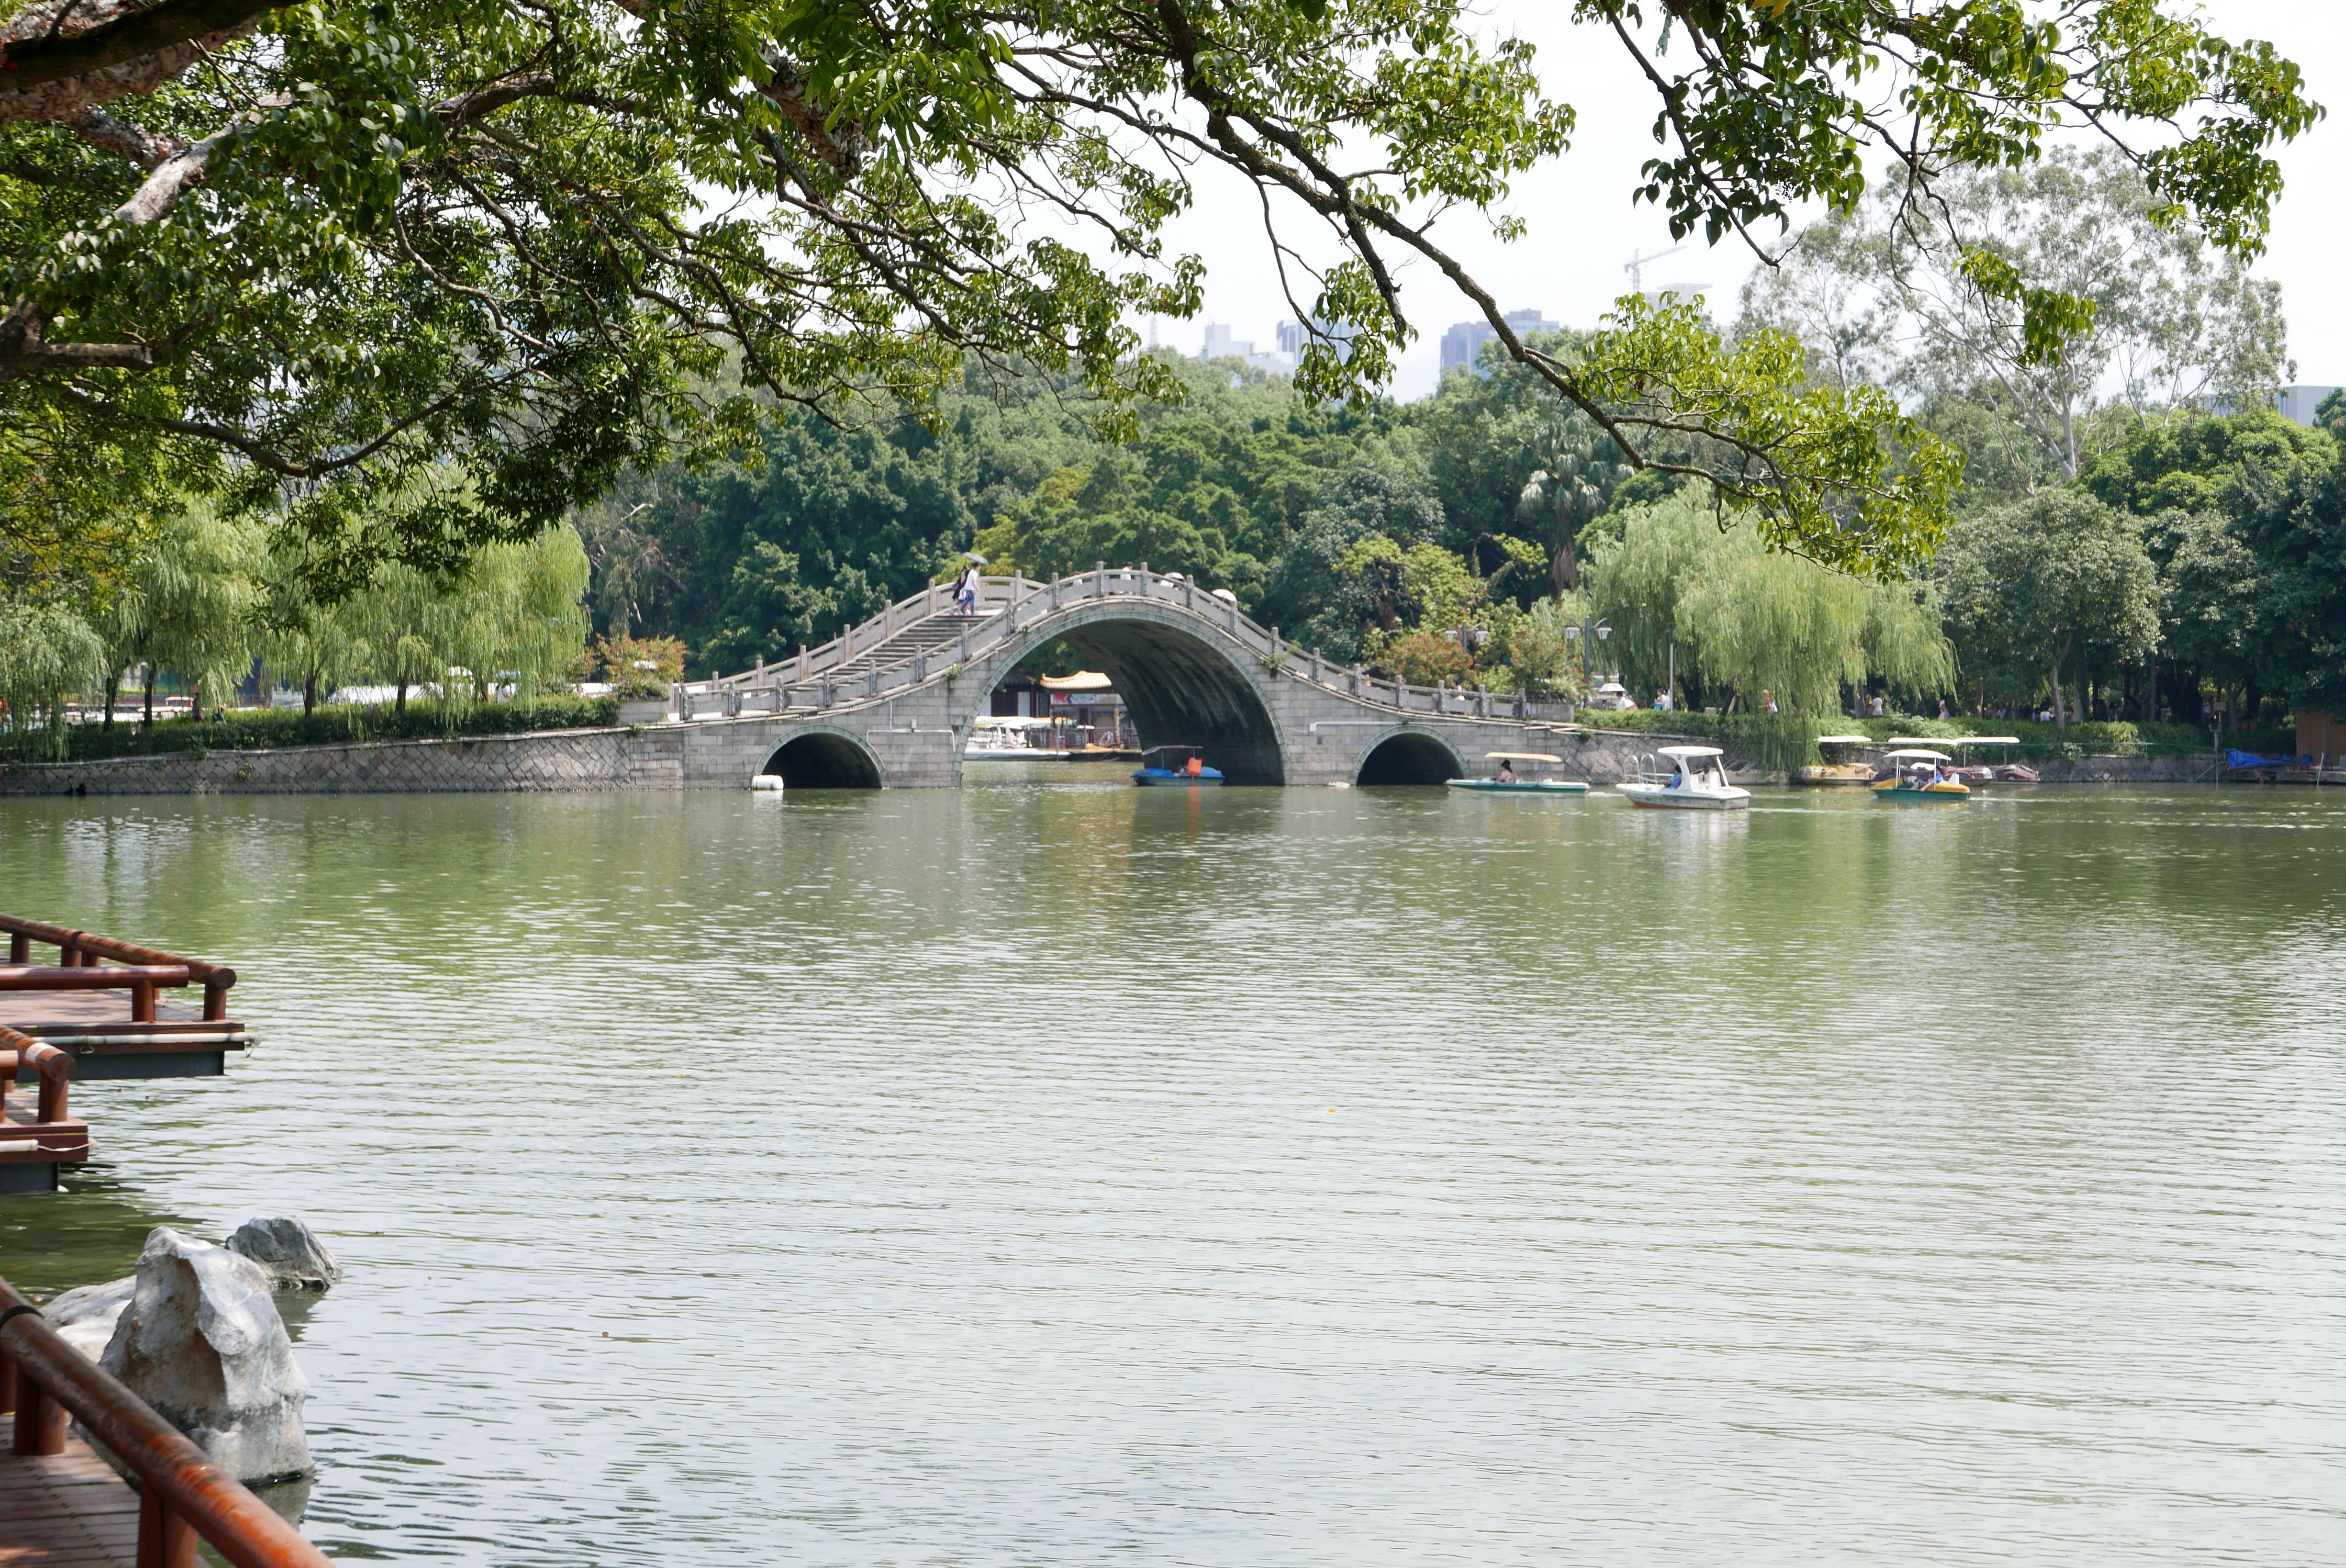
[102,671,119,730]
[396,679,409,716]
[303,668,319,716]
[142,669,155,726]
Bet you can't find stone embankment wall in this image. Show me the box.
[0,727,686,795]
[0,719,2228,794]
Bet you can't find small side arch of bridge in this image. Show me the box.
[759,726,886,789]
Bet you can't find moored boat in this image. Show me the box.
[1793,734,1878,786]
[1448,751,1590,794]
[964,715,1066,760]
[1956,736,2036,783]
[1616,746,1751,810]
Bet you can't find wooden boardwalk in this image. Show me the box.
[0,1435,139,1567]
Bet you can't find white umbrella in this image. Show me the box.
[961,551,988,564]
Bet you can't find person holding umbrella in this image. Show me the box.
[956,552,985,614]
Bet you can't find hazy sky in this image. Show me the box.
[1155,1,2343,399]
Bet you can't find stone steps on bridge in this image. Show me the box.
[823,609,997,681]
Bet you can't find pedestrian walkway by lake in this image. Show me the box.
[2,783,2341,1564]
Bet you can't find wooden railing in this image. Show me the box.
[0,914,238,1022]
[0,1027,73,1127]
[1,1272,332,1568]
[671,568,1580,727]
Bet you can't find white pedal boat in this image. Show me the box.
[1615,745,1751,810]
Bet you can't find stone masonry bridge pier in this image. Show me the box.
[661,569,1593,788]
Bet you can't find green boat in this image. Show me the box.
[1446,752,1590,794]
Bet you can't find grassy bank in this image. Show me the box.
[30,698,621,764]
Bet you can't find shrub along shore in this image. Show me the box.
[49,698,622,764]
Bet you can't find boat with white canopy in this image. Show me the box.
[1447,752,1590,794]
[1872,748,1969,800]
[1794,735,1878,786]
[1616,746,1751,810]
[964,715,1064,759]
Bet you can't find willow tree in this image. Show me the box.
[102,500,267,721]
[0,601,105,755]
[322,524,590,712]
[1584,494,1951,718]
[1,0,2317,601]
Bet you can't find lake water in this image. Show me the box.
[3,780,2343,1564]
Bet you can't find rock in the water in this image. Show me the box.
[44,1274,135,1326]
[225,1215,342,1290]
[44,1276,135,1361]
[100,1228,312,1482]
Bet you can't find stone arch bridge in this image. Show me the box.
[650,569,1598,788]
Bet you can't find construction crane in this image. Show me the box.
[1624,244,1687,296]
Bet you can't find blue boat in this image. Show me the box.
[1132,745,1224,786]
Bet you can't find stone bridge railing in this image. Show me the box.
[669,568,1580,726]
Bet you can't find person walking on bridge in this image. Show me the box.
[956,563,981,615]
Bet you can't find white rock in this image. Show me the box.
[100,1228,313,1481]
[44,1277,135,1362]
[44,1275,135,1326]
[225,1215,342,1290]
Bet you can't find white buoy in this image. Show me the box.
[750,774,784,792]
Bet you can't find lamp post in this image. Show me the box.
[1564,615,1612,688]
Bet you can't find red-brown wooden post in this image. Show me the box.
[1,1347,16,1416]
[139,1486,202,1568]
[133,979,155,1023]
[14,1377,65,1454]
[202,968,234,1022]
[7,933,25,964]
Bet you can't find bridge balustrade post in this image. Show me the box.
[1050,572,1060,608]
[1094,563,1105,598]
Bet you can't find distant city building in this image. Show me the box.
[1275,316,1359,361]
[2279,384,2339,424]
[2202,384,2339,425]
[1439,309,1557,378]
[1198,323,1295,375]
[1638,283,1711,309]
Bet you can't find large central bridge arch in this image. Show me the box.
[983,600,1287,785]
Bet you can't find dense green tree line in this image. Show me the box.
[578,327,2340,741]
